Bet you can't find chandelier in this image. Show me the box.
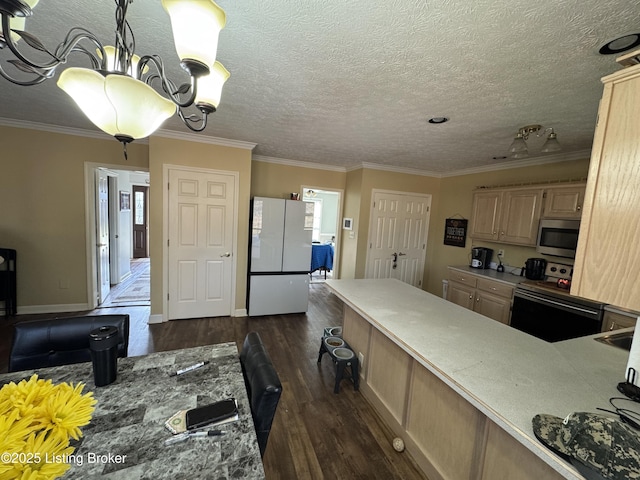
[508,125,561,159]
[0,0,229,151]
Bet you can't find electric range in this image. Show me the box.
[511,262,606,342]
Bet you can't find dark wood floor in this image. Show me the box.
[0,283,426,479]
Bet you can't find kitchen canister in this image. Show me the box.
[89,325,119,387]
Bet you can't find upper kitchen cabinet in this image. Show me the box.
[470,187,544,246]
[542,184,586,219]
[571,54,640,312]
[469,190,502,241]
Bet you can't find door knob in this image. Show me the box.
[398,252,407,256]
[220,252,231,257]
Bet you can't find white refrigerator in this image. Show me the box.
[248,197,312,316]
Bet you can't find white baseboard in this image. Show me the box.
[233,308,247,317]
[14,303,91,315]
[148,314,164,324]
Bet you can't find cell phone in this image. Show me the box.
[185,398,238,430]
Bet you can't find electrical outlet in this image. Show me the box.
[497,249,505,257]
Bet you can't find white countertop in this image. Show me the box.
[448,264,527,286]
[326,278,630,480]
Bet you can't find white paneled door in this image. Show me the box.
[168,168,236,319]
[96,169,111,304]
[365,191,431,287]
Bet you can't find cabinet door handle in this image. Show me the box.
[469,295,473,299]
[577,205,582,211]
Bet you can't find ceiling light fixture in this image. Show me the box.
[599,33,640,55]
[508,124,561,159]
[0,0,229,152]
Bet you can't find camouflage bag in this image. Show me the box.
[532,412,640,480]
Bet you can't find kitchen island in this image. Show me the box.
[326,278,630,480]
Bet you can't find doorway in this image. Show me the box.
[85,164,150,309]
[302,186,343,282]
[365,190,431,288]
[133,185,149,258]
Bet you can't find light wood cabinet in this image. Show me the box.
[499,188,545,245]
[470,190,502,241]
[448,269,514,324]
[543,185,586,219]
[470,187,544,246]
[571,58,640,312]
[602,310,638,332]
[340,304,567,480]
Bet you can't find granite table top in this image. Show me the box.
[0,343,265,480]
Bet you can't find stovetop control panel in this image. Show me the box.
[545,262,573,280]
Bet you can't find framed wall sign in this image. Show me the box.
[342,218,353,230]
[444,218,467,247]
[120,191,131,211]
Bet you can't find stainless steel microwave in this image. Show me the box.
[536,218,580,258]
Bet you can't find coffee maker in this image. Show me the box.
[470,247,493,269]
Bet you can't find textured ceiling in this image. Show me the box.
[0,0,637,173]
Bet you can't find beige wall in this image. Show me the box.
[349,168,442,288]
[341,169,363,278]
[250,160,345,198]
[0,126,148,310]
[0,122,591,315]
[148,136,252,317]
[425,158,590,295]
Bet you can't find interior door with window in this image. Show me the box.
[366,191,431,288]
[133,185,149,258]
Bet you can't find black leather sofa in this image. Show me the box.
[9,314,130,373]
[239,331,283,457]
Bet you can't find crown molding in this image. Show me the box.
[0,118,257,151]
[350,162,442,177]
[154,128,257,150]
[0,117,124,142]
[253,154,346,172]
[0,117,591,178]
[439,149,592,177]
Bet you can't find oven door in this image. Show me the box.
[511,289,603,342]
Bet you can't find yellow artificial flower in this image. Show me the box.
[0,375,97,480]
[0,408,32,453]
[41,383,96,441]
[0,430,73,480]
[0,376,55,420]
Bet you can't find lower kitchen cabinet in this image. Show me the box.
[448,268,514,325]
[602,309,638,332]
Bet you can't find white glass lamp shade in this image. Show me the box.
[540,132,562,153]
[97,46,149,79]
[508,133,528,155]
[162,0,226,70]
[0,0,39,43]
[195,61,230,110]
[57,68,176,140]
